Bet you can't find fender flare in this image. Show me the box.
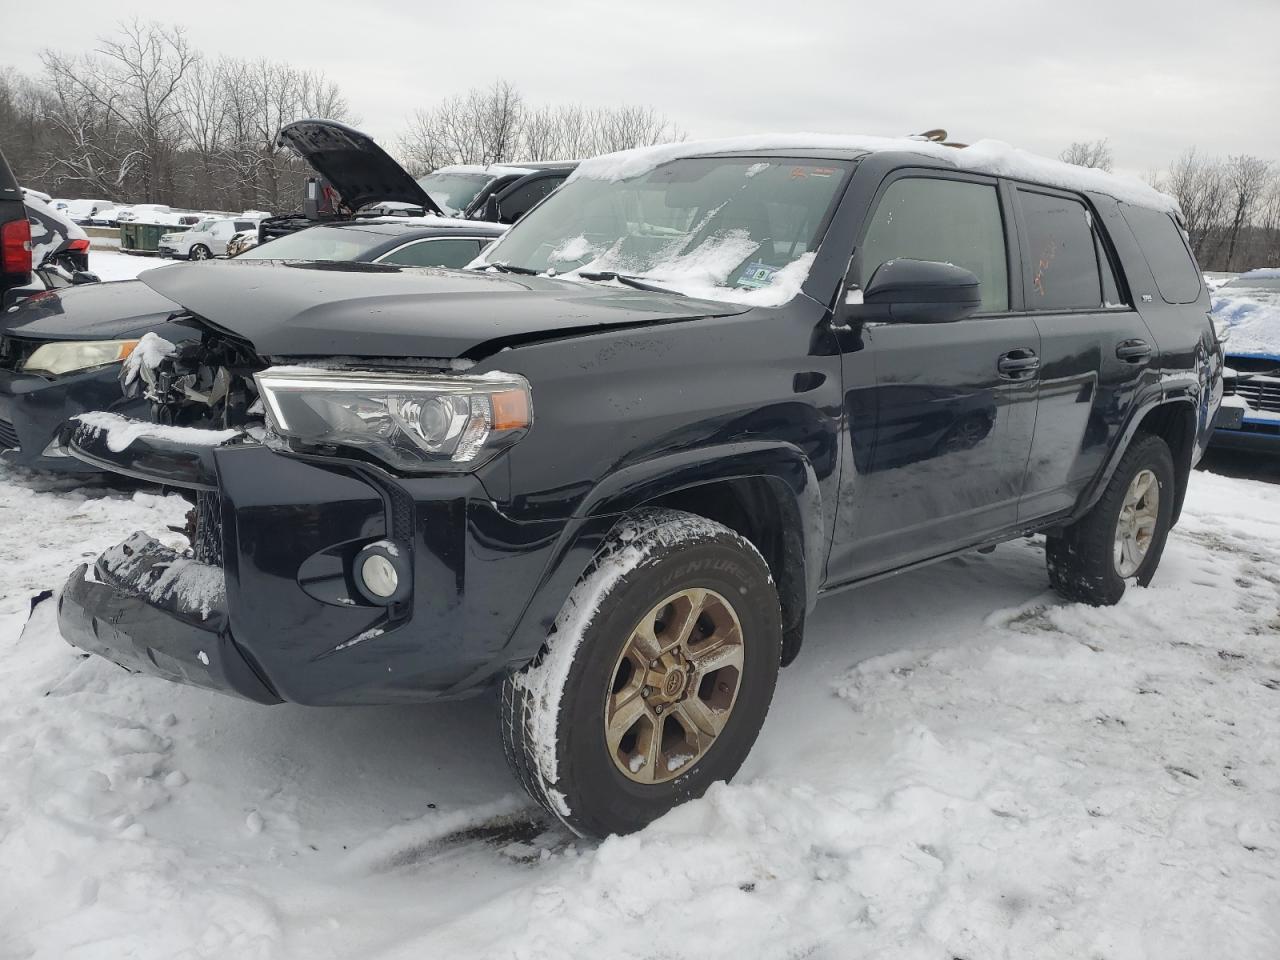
[496,440,825,673]
[1072,390,1197,523]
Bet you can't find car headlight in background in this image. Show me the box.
[22,339,140,376]
[254,367,532,471]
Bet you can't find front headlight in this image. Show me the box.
[22,339,140,376]
[254,367,532,472]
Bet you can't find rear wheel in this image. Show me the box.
[500,509,782,838]
[1046,433,1175,605]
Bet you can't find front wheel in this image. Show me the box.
[500,509,783,838]
[189,244,211,261]
[1046,433,1175,605]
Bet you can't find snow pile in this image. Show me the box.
[0,463,1278,958]
[571,133,1178,213]
[121,331,178,387]
[1212,281,1280,356]
[75,411,241,453]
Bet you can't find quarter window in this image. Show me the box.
[860,177,1009,313]
[1118,203,1202,304]
[1019,190,1108,310]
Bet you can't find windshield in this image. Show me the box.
[238,225,390,262]
[478,157,850,305]
[415,172,493,216]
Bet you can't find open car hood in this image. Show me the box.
[277,119,443,215]
[139,260,747,360]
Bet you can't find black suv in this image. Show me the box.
[56,137,1222,838]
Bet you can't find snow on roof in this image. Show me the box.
[570,134,1178,213]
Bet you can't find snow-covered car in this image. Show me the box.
[159,217,262,260]
[64,199,116,225]
[1212,269,1280,447]
[25,194,92,273]
[87,205,131,227]
[115,203,170,224]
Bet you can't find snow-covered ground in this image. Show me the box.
[0,456,1277,959]
[87,249,166,283]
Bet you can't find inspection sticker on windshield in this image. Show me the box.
[736,262,779,289]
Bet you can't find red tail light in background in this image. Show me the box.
[1,217,33,275]
[67,238,91,253]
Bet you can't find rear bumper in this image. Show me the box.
[59,416,570,705]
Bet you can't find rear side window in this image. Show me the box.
[859,176,1009,313]
[1018,190,1110,311]
[1119,204,1201,304]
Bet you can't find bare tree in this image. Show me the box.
[1158,148,1230,261]
[40,19,198,200]
[1059,138,1113,172]
[1222,154,1271,271]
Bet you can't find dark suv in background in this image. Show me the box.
[56,136,1221,839]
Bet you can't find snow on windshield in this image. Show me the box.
[480,157,848,307]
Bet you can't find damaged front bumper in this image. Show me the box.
[59,532,280,703]
[57,414,568,706]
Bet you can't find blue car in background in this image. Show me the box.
[1212,270,1280,448]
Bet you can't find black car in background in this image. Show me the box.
[56,136,1221,839]
[0,218,504,471]
[258,120,575,242]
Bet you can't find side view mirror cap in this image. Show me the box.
[849,258,982,324]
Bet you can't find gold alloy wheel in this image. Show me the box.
[604,588,745,783]
[1114,468,1160,577]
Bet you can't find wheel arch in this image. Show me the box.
[1078,397,1197,526]
[498,441,824,674]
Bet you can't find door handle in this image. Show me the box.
[1116,339,1152,363]
[997,348,1040,379]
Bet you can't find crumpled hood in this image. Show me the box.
[1,279,178,340]
[139,259,747,360]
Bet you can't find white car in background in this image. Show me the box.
[116,203,170,224]
[158,216,263,260]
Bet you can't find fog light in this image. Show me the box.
[360,554,399,598]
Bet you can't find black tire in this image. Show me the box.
[500,508,783,838]
[189,244,211,261]
[1046,433,1175,606]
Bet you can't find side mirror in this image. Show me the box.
[849,259,982,324]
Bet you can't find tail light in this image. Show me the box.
[1,217,33,275]
[67,238,91,253]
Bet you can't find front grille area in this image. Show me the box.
[1233,378,1280,414]
[193,491,224,566]
[0,418,17,450]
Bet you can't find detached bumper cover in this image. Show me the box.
[58,532,280,703]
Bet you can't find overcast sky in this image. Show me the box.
[4,0,1278,178]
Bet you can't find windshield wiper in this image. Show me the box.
[574,271,680,295]
[481,261,540,275]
